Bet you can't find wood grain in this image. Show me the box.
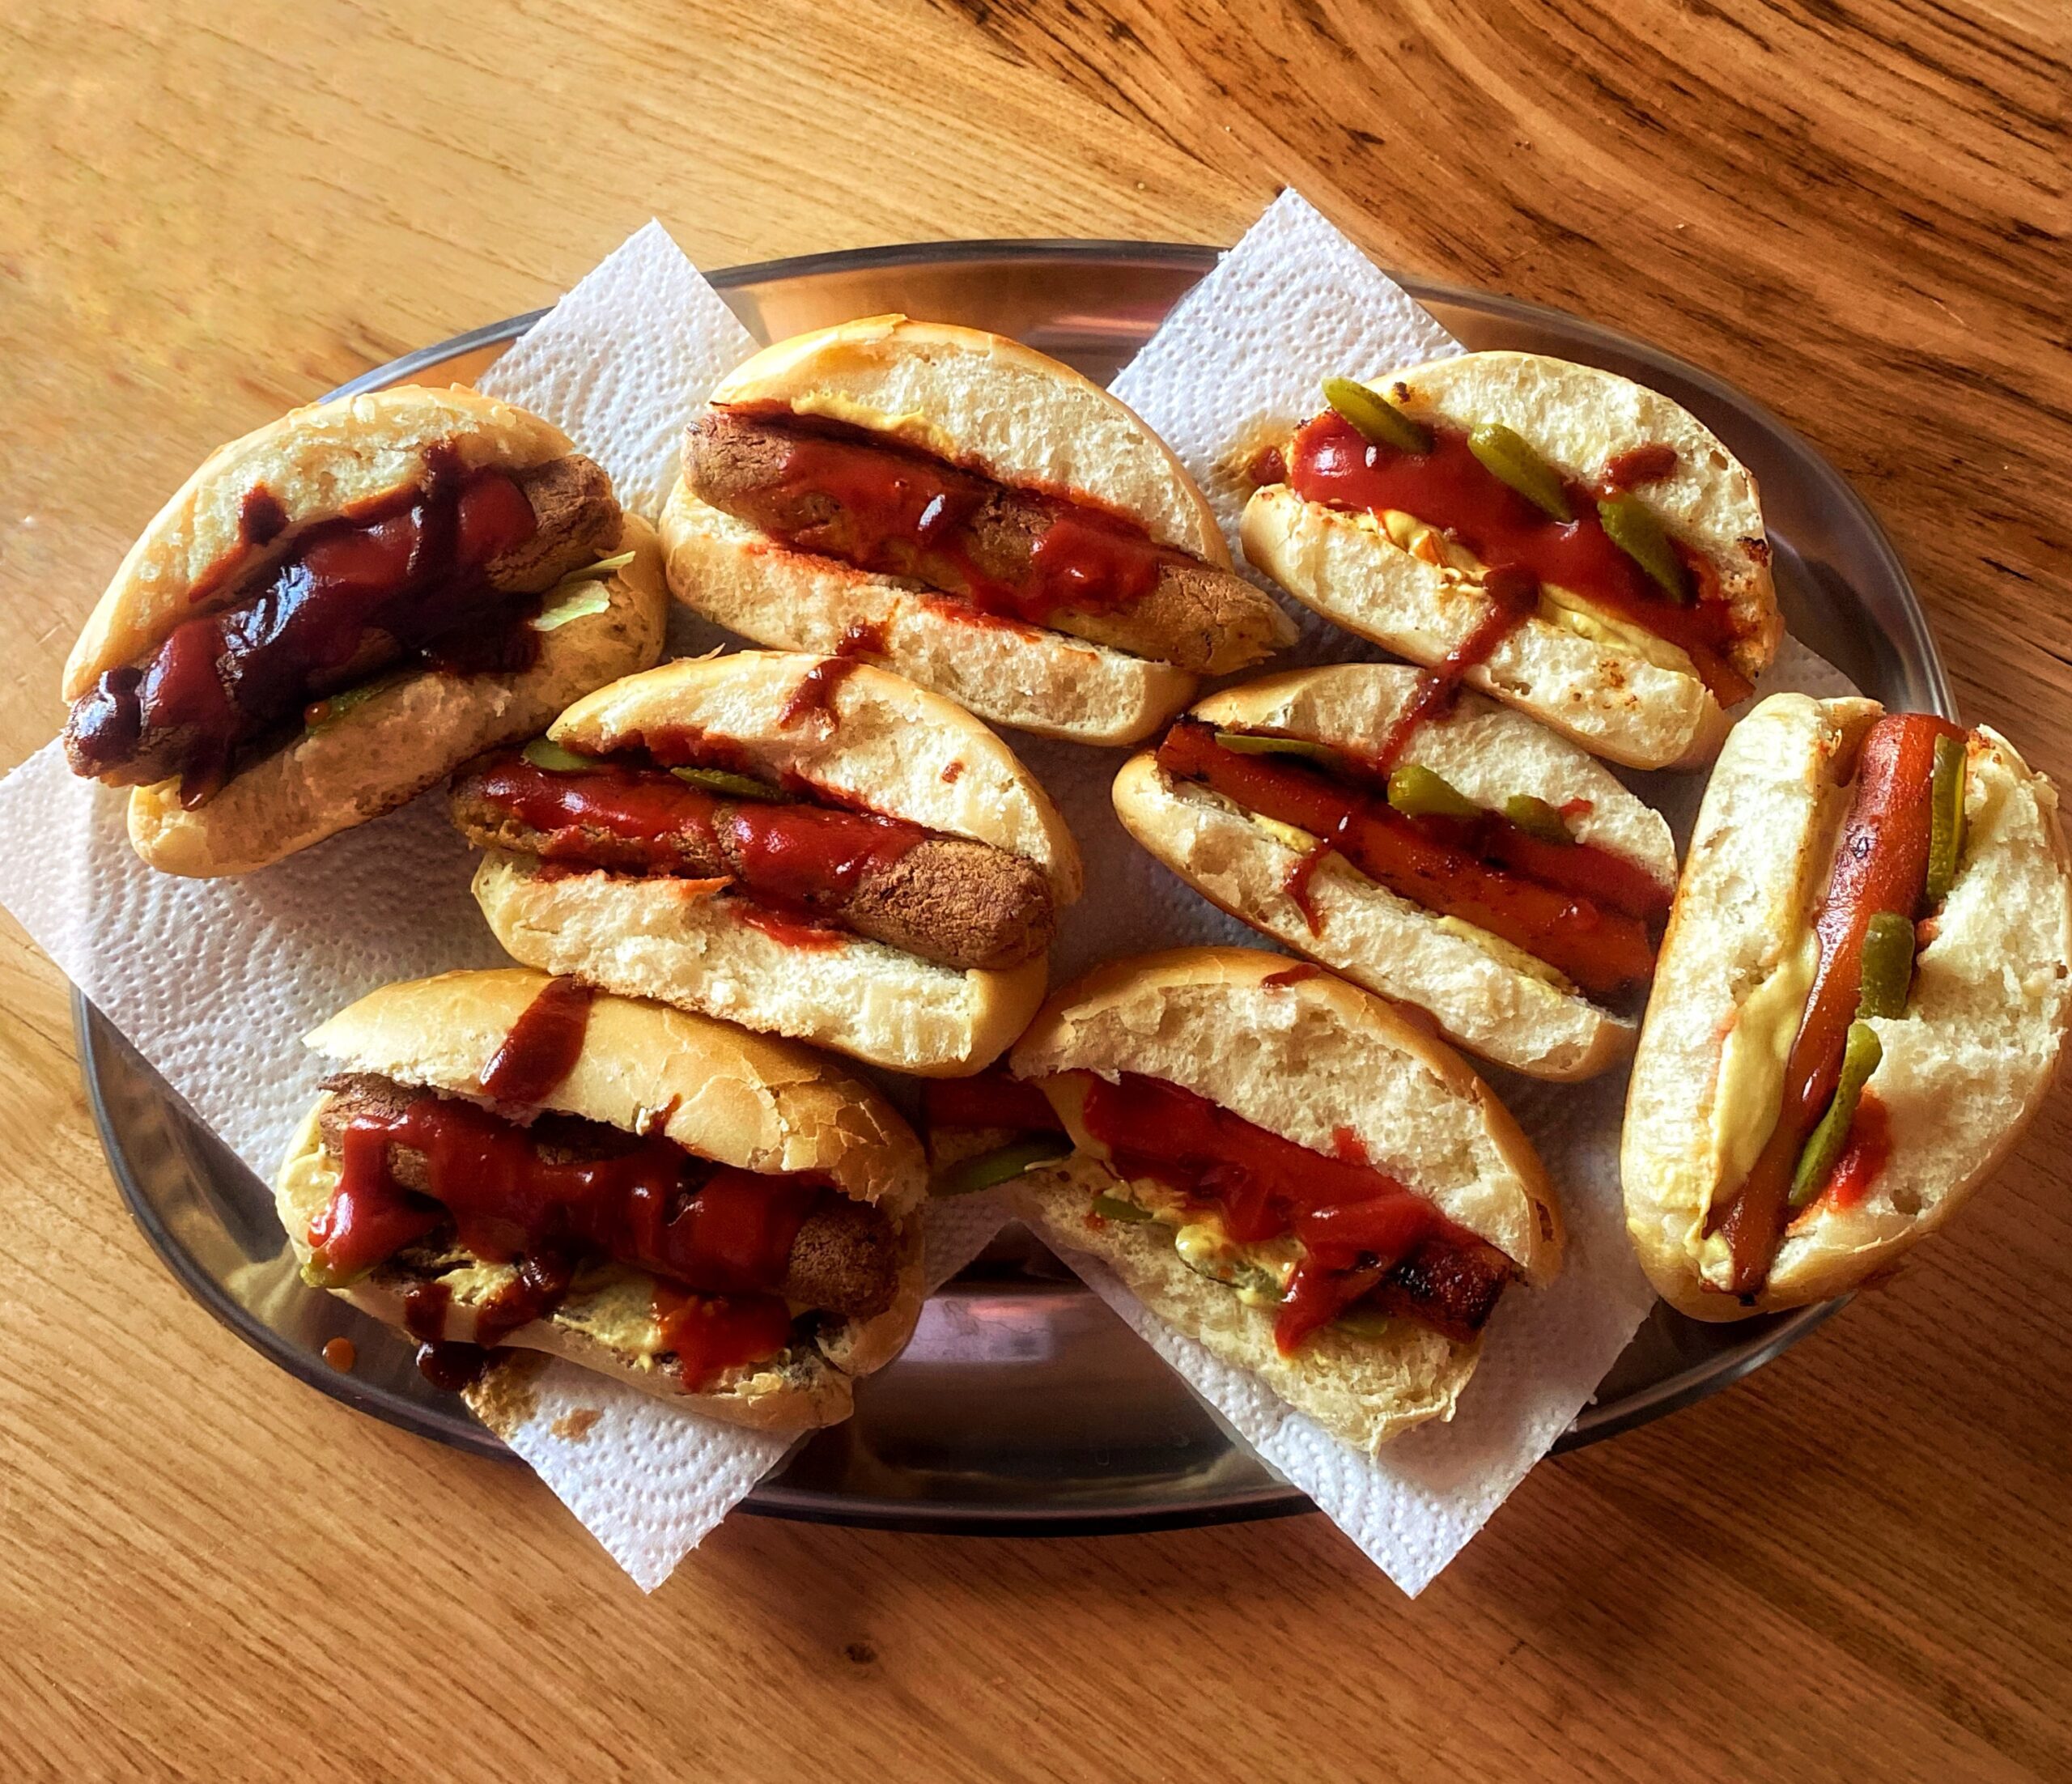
[2,1,2069,1778]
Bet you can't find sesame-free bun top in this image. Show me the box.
[1010,946,1560,1278]
[303,966,926,1217]
[65,385,580,700]
[550,650,1083,906]
[708,315,1229,564]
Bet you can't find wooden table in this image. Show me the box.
[3,2,2067,1776]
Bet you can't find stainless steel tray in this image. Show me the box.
[83,239,1951,1532]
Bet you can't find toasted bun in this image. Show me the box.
[1008,947,1560,1450]
[709,316,1227,562]
[125,514,669,877]
[278,968,928,1427]
[550,650,1081,905]
[1623,696,2072,1319]
[1114,666,1676,1080]
[1240,351,1782,771]
[66,385,578,699]
[473,854,1049,1077]
[660,482,1197,745]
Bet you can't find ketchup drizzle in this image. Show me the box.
[478,977,594,1105]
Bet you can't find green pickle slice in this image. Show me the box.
[521,737,601,773]
[1212,730,1340,764]
[1502,793,1575,845]
[1332,1302,1396,1338]
[1467,423,1572,521]
[1789,1021,1884,1210]
[1387,762,1480,821]
[670,766,787,801]
[1926,733,1967,906]
[933,1137,1072,1199]
[1596,493,1692,604]
[1089,1192,1155,1224]
[1856,911,1916,1020]
[1322,376,1433,455]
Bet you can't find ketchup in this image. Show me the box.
[1817,1091,1891,1212]
[923,1069,1064,1133]
[66,444,540,801]
[478,977,594,1104]
[1603,443,1679,490]
[747,411,1175,629]
[654,1287,796,1391]
[1159,722,1661,997]
[779,655,863,728]
[1075,1073,1506,1353]
[1710,714,1960,1292]
[1288,412,1750,707]
[1260,963,1323,988]
[312,1093,826,1389]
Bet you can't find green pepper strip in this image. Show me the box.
[1788,1021,1883,1210]
[932,1136,1072,1198]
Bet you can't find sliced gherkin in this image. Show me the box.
[670,766,787,802]
[1213,729,1342,764]
[1596,492,1692,604]
[1855,911,1916,1020]
[1322,376,1433,454]
[1468,423,1572,521]
[932,1137,1072,1199]
[1089,1192,1156,1224]
[1788,1021,1883,1209]
[1387,762,1481,821]
[1503,793,1575,845]
[1926,733,1968,906]
[521,737,601,773]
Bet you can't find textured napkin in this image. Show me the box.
[1009,187,1854,1594]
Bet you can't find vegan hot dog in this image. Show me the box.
[453,650,1082,1076]
[1623,694,2072,1316]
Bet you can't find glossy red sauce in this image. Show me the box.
[1281,837,1335,936]
[239,486,289,547]
[321,1336,356,1372]
[654,1285,797,1391]
[1246,444,1289,488]
[940,759,964,784]
[467,753,926,929]
[1260,963,1323,988]
[1075,1072,1498,1354]
[923,1070,1065,1133]
[478,977,594,1105]
[735,903,847,949]
[1159,721,1661,997]
[1603,442,1680,490]
[836,618,890,657]
[67,444,540,801]
[1710,714,1960,1292]
[1820,1090,1891,1211]
[779,654,864,728]
[314,1093,829,1389]
[1288,411,1750,704]
[755,414,1175,628]
[1369,565,1539,772]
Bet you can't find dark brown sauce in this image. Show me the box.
[478,977,595,1105]
[239,486,289,547]
[778,655,863,729]
[836,618,890,657]
[1602,443,1679,490]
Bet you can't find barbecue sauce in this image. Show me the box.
[1076,1073,1510,1353]
[66,444,540,801]
[478,977,595,1105]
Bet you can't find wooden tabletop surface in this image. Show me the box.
[4,2,2069,1778]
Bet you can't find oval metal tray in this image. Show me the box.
[84,239,1951,1532]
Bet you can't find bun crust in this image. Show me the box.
[126,515,669,877]
[473,855,1049,1077]
[709,315,1228,562]
[660,483,1196,745]
[1008,947,1560,1449]
[552,649,1081,904]
[1623,695,2072,1319]
[282,966,928,1428]
[66,384,578,699]
[1239,350,1782,771]
[1115,666,1675,1080]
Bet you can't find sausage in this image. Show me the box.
[684,409,1288,675]
[316,1073,900,1321]
[63,453,622,788]
[449,752,1056,971]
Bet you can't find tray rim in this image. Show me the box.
[84,235,1934,1532]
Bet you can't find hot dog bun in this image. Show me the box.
[278,968,928,1429]
[1112,665,1677,1080]
[1623,694,2072,1319]
[1008,948,1561,1450]
[660,315,1293,745]
[1240,351,1781,771]
[67,384,666,875]
[465,650,1080,1076]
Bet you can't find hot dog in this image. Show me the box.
[453,650,1082,1077]
[1112,665,1678,1080]
[1623,694,2072,1317]
[1008,949,1563,1451]
[276,969,928,1426]
[61,385,667,874]
[660,316,1295,745]
[1239,353,1782,771]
